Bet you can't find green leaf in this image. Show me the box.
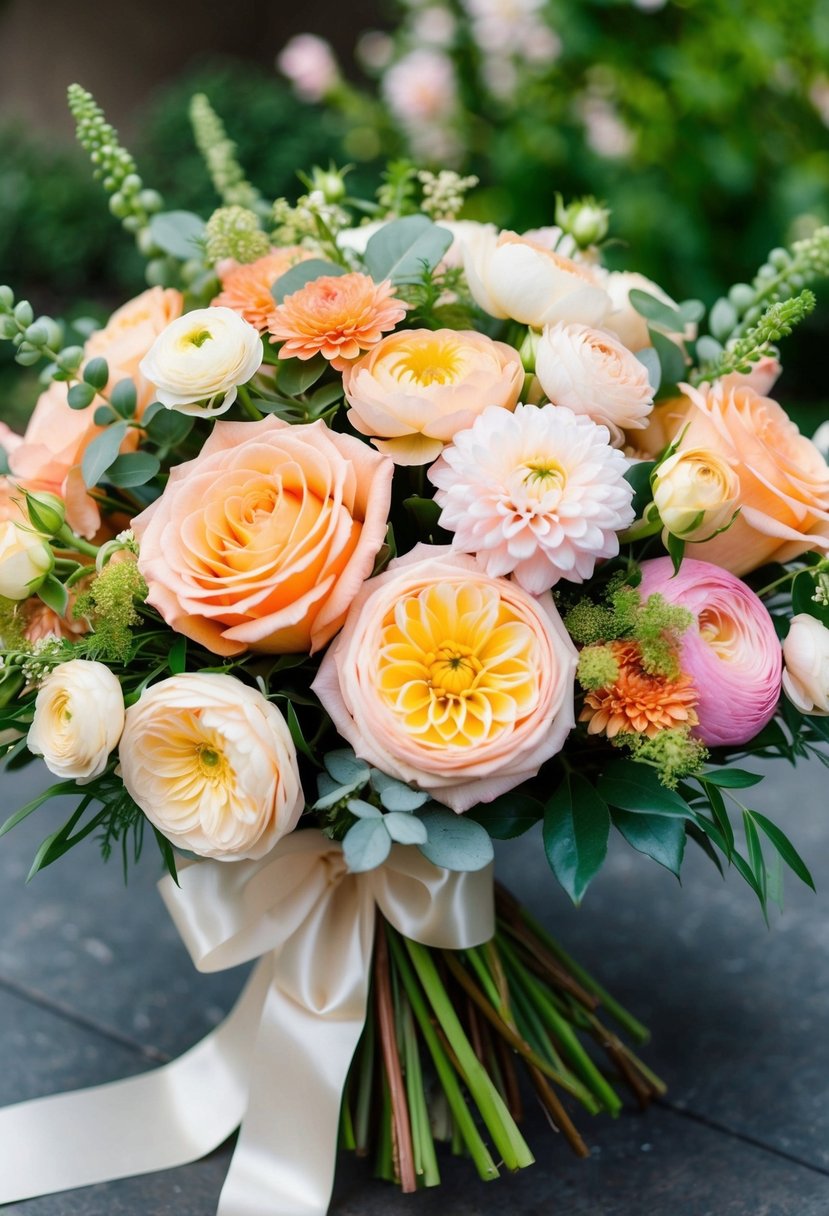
[149,211,206,260]
[276,354,326,396]
[702,783,734,859]
[347,798,383,820]
[272,259,345,303]
[67,382,96,410]
[666,530,686,574]
[109,378,137,418]
[325,749,370,787]
[624,460,657,519]
[81,421,127,488]
[679,299,705,324]
[742,809,767,912]
[404,496,443,536]
[612,808,686,877]
[146,409,194,447]
[701,769,763,789]
[82,357,109,390]
[695,335,723,365]
[308,382,345,413]
[94,405,115,426]
[286,702,316,764]
[417,809,494,872]
[385,812,428,845]
[37,575,69,617]
[629,289,683,329]
[364,216,453,285]
[709,297,738,342]
[467,792,543,839]
[635,346,661,394]
[649,327,687,387]
[543,773,610,904]
[0,780,80,839]
[153,827,179,885]
[371,770,430,812]
[105,452,160,488]
[168,635,187,676]
[749,810,815,891]
[792,570,829,629]
[343,817,392,872]
[598,760,693,817]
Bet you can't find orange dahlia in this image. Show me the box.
[212,248,312,330]
[267,273,408,371]
[580,640,698,739]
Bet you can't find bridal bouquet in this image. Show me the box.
[1,85,828,1215]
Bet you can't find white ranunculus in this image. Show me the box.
[139,307,263,417]
[652,447,740,542]
[28,660,125,782]
[535,321,654,442]
[782,614,829,716]
[118,673,304,861]
[0,520,52,601]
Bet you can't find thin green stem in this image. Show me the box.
[237,384,264,421]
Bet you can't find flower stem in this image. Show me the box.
[237,384,264,421]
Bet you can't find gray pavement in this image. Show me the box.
[1,755,828,1216]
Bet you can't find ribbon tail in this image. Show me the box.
[0,959,272,1206]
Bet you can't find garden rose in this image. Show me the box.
[278,34,339,102]
[139,306,263,416]
[639,557,782,746]
[28,660,124,782]
[462,228,611,328]
[133,416,393,656]
[782,614,829,715]
[119,673,303,860]
[312,545,577,812]
[535,322,654,441]
[0,520,52,600]
[85,286,184,414]
[343,328,524,465]
[678,382,829,575]
[652,447,740,541]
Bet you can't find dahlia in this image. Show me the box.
[580,640,699,739]
[429,403,635,593]
[213,248,311,330]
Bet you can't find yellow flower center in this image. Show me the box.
[699,607,741,663]
[388,337,463,386]
[523,459,566,490]
[180,326,214,349]
[375,581,542,748]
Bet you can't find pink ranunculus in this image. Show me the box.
[312,545,577,812]
[639,557,782,747]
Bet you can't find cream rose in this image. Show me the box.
[677,382,829,575]
[782,614,829,716]
[652,447,740,542]
[343,328,524,465]
[0,520,52,600]
[535,322,654,442]
[602,270,692,353]
[312,545,577,812]
[134,416,393,656]
[138,306,263,416]
[119,673,304,860]
[462,228,610,328]
[28,660,125,782]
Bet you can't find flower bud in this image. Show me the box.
[24,490,66,537]
[554,194,611,248]
[310,166,347,203]
[652,447,740,542]
[0,520,53,600]
[782,613,829,715]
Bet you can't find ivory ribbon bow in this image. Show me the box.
[0,830,494,1214]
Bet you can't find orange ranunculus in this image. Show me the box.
[133,416,394,656]
[213,248,312,330]
[678,382,829,575]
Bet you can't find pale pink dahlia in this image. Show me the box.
[429,403,635,593]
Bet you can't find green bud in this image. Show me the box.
[517,327,539,373]
[145,256,174,287]
[0,286,14,309]
[311,166,347,203]
[25,490,66,536]
[121,173,142,195]
[138,189,163,213]
[58,345,85,371]
[15,348,41,367]
[136,226,161,257]
[727,283,754,310]
[554,193,610,248]
[123,215,141,234]
[109,191,129,218]
[13,300,33,326]
[24,323,49,347]
[0,316,19,339]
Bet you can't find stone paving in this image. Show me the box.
[1,755,828,1215]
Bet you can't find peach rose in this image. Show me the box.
[312,545,577,812]
[85,286,184,414]
[343,328,524,465]
[625,395,692,461]
[133,416,393,656]
[677,382,829,575]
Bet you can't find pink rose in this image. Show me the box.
[639,557,782,746]
[134,416,393,656]
[312,545,577,812]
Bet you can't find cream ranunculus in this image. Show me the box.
[652,447,740,542]
[118,673,304,860]
[28,660,125,782]
[138,306,263,416]
[782,614,829,715]
[0,520,52,600]
[343,328,524,465]
[461,228,610,328]
[534,322,654,442]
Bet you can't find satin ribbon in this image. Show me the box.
[0,831,494,1214]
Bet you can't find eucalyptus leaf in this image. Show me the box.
[347,798,383,820]
[109,378,137,418]
[146,409,194,447]
[385,812,429,845]
[272,259,345,303]
[149,211,206,260]
[612,808,686,877]
[709,297,738,342]
[82,357,109,390]
[629,288,683,329]
[343,817,392,872]
[370,770,430,812]
[543,773,609,904]
[679,299,705,324]
[325,749,370,787]
[695,335,723,365]
[67,383,96,410]
[417,809,494,871]
[363,216,453,285]
[106,453,160,488]
[649,328,687,387]
[635,346,661,394]
[81,421,128,488]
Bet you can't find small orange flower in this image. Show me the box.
[580,640,698,739]
[212,248,312,330]
[267,273,408,371]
